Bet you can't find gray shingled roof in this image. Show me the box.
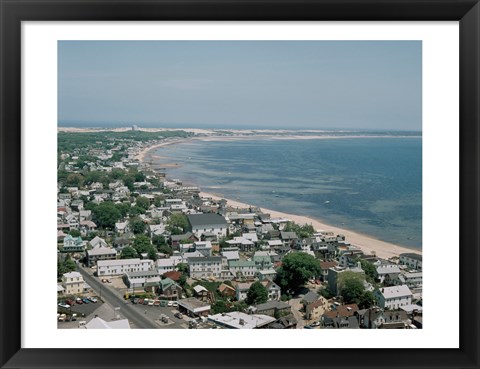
[187,213,227,227]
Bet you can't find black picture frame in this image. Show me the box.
[1,1,479,368]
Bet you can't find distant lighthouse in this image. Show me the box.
[132,124,139,131]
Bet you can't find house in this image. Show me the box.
[86,247,117,267]
[193,241,212,257]
[62,235,85,253]
[89,236,108,249]
[359,308,411,329]
[187,213,228,240]
[62,271,84,295]
[301,291,320,308]
[209,311,276,329]
[228,260,257,279]
[156,258,181,274]
[79,220,97,235]
[115,221,130,234]
[375,265,401,284]
[374,285,413,310]
[163,270,182,281]
[253,301,291,318]
[84,317,130,329]
[188,256,223,279]
[170,232,198,248]
[321,314,360,329]
[399,253,422,271]
[217,283,236,298]
[235,279,281,302]
[221,249,240,262]
[319,260,338,281]
[280,231,299,248]
[225,237,255,252]
[159,277,183,300]
[193,285,209,301]
[124,270,161,289]
[257,269,277,281]
[177,297,211,317]
[253,253,273,271]
[387,271,422,288]
[97,259,154,276]
[304,296,329,321]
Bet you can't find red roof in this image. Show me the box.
[163,271,181,281]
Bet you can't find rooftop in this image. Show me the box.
[208,312,276,329]
[187,213,227,227]
[377,285,413,299]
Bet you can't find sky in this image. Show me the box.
[58,41,422,131]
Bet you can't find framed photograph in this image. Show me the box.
[1,0,479,368]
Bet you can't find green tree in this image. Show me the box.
[167,213,189,235]
[275,252,321,293]
[177,263,189,273]
[130,217,146,235]
[154,195,164,207]
[66,173,84,187]
[245,281,268,305]
[132,235,152,254]
[69,229,81,238]
[115,202,131,218]
[212,300,230,314]
[120,246,139,259]
[338,271,374,308]
[357,258,377,284]
[284,221,315,238]
[147,246,158,261]
[57,256,77,279]
[157,244,173,256]
[91,201,122,229]
[128,205,146,217]
[135,196,150,210]
[152,235,167,248]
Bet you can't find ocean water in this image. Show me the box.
[154,137,422,249]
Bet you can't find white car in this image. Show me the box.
[172,301,178,307]
[58,303,70,309]
[167,301,173,307]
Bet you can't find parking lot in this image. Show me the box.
[129,301,190,329]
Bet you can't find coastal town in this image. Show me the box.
[57,127,423,330]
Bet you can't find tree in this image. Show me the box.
[69,229,81,238]
[91,201,122,229]
[338,271,374,308]
[115,202,131,218]
[66,173,84,187]
[154,195,164,207]
[147,246,158,261]
[157,244,173,256]
[152,235,167,248]
[275,252,321,293]
[177,263,189,273]
[132,235,152,254]
[167,213,189,235]
[130,217,146,235]
[212,300,231,314]
[57,256,77,279]
[128,205,146,217]
[245,281,268,305]
[121,246,139,259]
[357,258,377,284]
[284,221,315,238]
[135,196,150,210]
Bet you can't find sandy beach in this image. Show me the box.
[133,134,421,260]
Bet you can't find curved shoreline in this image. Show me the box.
[137,135,422,260]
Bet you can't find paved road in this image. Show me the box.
[77,266,158,329]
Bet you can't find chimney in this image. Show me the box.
[239,318,245,326]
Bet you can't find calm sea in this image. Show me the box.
[154,137,422,249]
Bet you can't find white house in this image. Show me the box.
[156,258,181,274]
[124,270,160,288]
[399,253,422,271]
[86,247,117,267]
[188,256,223,279]
[62,271,84,295]
[187,214,228,240]
[97,259,153,276]
[374,285,413,310]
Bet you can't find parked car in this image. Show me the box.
[174,312,183,319]
[132,298,139,304]
[137,299,144,305]
[82,298,90,304]
[65,299,75,306]
[58,314,67,321]
[160,300,167,307]
[75,297,83,304]
[88,297,98,303]
[58,303,70,309]
[167,301,173,307]
[172,301,178,307]
[148,300,154,306]
[143,299,150,305]
[153,300,160,306]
